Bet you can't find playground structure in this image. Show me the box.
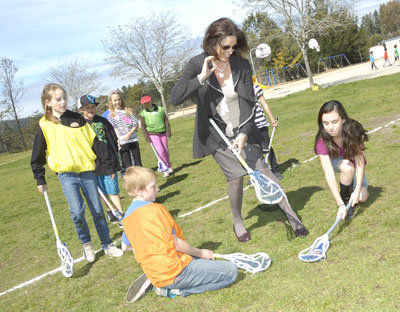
[254,54,352,88]
[317,54,351,74]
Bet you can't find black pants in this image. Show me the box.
[120,141,142,168]
[256,127,279,172]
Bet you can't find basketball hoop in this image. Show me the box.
[309,38,320,52]
[255,43,271,58]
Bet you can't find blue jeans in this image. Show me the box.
[163,258,238,297]
[58,171,112,249]
[331,157,368,188]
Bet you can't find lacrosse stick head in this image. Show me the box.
[250,170,283,204]
[157,160,169,173]
[298,234,330,263]
[215,252,272,274]
[56,241,74,277]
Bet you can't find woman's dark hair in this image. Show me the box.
[314,100,369,158]
[202,18,249,58]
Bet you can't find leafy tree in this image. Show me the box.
[0,57,27,150]
[47,58,103,110]
[380,0,400,37]
[241,0,357,87]
[103,12,196,115]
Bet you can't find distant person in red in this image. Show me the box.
[383,48,392,67]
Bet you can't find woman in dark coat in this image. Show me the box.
[171,18,307,242]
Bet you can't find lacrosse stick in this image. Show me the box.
[97,187,124,222]
[209,118,283,204]
[213,252,272,274]
[265,117,278,166]
[43,190,74,278]
[298,202,352,262]
[150,143,169,173]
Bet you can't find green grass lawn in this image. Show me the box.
[1,73,400,311]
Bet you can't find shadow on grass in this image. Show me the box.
[335,185,383,236]
[168,208,181,218]
[279,158,300,173]
[159,174,188,190]
[245,185,323,238]
[157,190,181,204]
[197,241,222,250]
[173,160,203,174]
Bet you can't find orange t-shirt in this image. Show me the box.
[123,202,193,288]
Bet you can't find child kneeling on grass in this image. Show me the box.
[121,166,238,302]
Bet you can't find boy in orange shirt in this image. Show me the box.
[121,166,237,302]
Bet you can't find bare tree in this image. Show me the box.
[103,12,196,114]
[47,58,102,110]
[241,0,356,86]
[0,57,27,149]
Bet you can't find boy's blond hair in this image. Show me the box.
[123,166,157,197]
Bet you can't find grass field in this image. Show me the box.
[1,73,400,311]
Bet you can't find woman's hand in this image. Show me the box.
[233,134,247,154]
[38,185,47,194]
[198,56,216,83]
[337,204,347,220]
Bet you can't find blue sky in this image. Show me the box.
[0,0,388,118]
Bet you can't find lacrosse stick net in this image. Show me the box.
[150,143,169,173]
[43,190,74,277]
[209,118,283,204]
[298,202,351,263]
[213,252,272,274]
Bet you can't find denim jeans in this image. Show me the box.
[163,258,238,297]
[58,171,112,249]
[331,156,368,188]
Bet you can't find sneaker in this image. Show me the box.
[294,227,309,237]
[104,243,123,258]
[122,241,133,252]
[107,210,119,224]
[83,242,95,262]
[273,171,284,180]
[163,172,169,178]
[126,273,151,303]
[153,287,180,299]
[167,168,174,175]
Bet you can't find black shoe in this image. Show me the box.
[345,205,354,220]
[294,227,309,237]
[273,171,284,180]
[107,210,119,224]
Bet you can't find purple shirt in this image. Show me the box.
[315,138,344,157]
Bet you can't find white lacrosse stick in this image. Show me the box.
[97,187,124,222]
[150,143,169,173]
[265,117,278,166]
[43,190,74,278]
[209,118,283,204]
[213,252,272,274]
[298,202,352,262]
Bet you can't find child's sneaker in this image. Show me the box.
[107,210,119,224]
[153,287,180,299]
[83,242,95,262]
[126,273,151,303]
[122,241,133,252]
[104,243,123,258]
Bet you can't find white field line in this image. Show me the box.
[1,117,399,297]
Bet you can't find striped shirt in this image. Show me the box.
[253,84,269,129]
[107,109,138,145]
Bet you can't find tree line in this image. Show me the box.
[1,0,400,154]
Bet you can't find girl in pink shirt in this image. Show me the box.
[314,100,369,220]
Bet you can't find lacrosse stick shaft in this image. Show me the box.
[98,187,124,222]
[209,118,253,173]
[43,190,61,242]
[265,117,277,163]
[150,143,161,162]
[325,202,352,236]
